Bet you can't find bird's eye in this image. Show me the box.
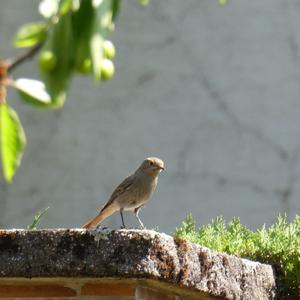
[149,161,154,166]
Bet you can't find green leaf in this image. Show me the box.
[14,78,53,108]
[90,0,112,81]
[111,0,121,21]
[27,207,50,229]
[40,11,74,107]
[13,22,47,48]
[90,33,104,80]
[59,0,74,15]
[72,0,95,73]
[72,0,118,80]
[0,104,26,182]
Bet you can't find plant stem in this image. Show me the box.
[0,85,6,104]
[8,43,43,73]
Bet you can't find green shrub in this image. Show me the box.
[174,214,300,299]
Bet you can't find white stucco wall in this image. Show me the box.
[1,0,300,232]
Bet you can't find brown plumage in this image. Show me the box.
[82,157,165,229]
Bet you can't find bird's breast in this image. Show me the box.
[122,176,158,211]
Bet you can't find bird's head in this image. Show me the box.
[138,157,165,176]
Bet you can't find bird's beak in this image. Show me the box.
[159,166,165,171]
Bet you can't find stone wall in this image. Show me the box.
[0,229,276,300]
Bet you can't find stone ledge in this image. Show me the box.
[0,228,276,300]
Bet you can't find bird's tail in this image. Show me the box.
[82,202,119,228]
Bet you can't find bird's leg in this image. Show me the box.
[134,207,145,229]
[120,209,126,228]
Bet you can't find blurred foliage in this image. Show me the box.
[218,0,228,5]
[0,104,26,182]
[0,0,120,182]
[174,214,300,299]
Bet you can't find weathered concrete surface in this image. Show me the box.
[0,228,276,300]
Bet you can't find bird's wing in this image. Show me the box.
[100,174,135,212]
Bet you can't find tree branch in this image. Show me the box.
[7,43,43,73]
[0,85,7,104]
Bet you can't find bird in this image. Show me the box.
[82,157,165,229]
